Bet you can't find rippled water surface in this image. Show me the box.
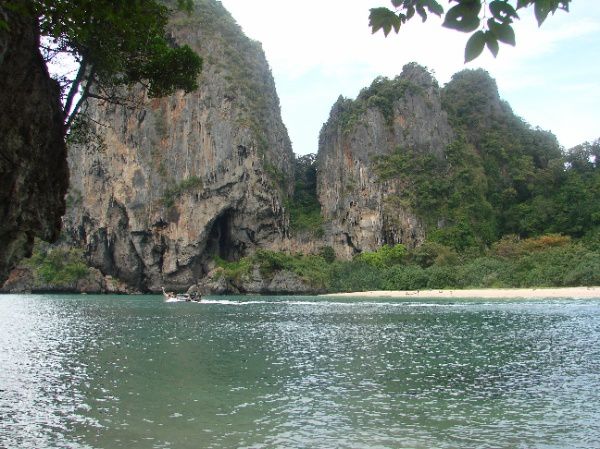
[1,294,600,448]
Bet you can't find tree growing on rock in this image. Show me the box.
[2,0,203,130]
[0,0,202,283]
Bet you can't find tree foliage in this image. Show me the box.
[5,0,203,130]
[286,153,324,236]
[214,234,600,293]
[370,0,571,61]
[355,244,408,268]
[24,240,90,286]
[366,68,598,249]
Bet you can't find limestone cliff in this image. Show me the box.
[318,66,564,258]
[317,63,453,258]
[0,8,68,283]
[63,0,294,292]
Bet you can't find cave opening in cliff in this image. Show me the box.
[206,209,241,262]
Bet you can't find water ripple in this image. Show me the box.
[1,294,599,448]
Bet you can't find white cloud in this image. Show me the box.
[219,0,600,153]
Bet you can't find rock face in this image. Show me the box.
[0,9,68,284]
[63,0,293,292]
[1,265,132,295]
[196,266,317,295]
[317,64,453,258]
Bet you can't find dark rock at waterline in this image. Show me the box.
[196,265,319,295]
[1,265,133,294]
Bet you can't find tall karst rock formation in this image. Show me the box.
[64,0,294,292]
[317,63,453,258]
[317,64,562,259]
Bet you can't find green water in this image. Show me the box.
[1,295,599,448]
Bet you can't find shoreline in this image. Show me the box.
[323,286,600,299]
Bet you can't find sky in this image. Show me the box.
[218,0,600,155]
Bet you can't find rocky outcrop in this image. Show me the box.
[317,63,453,259]
[196,266,317,295]
[63,0,294,292]
[1,265,133,294]
[0,8,68,284]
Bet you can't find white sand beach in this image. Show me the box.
[323,286,600,299]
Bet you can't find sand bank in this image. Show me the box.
[323,286,600,299]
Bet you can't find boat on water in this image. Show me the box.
[162,287,201,302]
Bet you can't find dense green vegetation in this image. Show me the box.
[212,234,600,293]
[335,73,426,130]
[375,137,495,250]
[286,154,323,236]
[9,0,202,129]
[443,70,600,242]
[23,241,91,287]
[369,69,600,252]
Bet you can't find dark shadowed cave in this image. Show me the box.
[205,209,244,261]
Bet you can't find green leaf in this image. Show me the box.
[176,0,194,12]
[489,0,519,22]
[488,19,516,45]
[465,30,486,62]
[391,0,404,7]
[369,8,402,36]
[534,0,552,26]
[486,32,500,57]
[443,3,481,33]
[416,4,427,22]
[423,0,444,16]
[516,0,533,8]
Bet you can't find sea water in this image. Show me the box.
[1,294,599,448]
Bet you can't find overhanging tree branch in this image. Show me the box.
[62,56,87,124]
[34,0,202,135]
[65,63,96,131]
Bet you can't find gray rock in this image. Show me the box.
[197,269,234,295]
[187,284,199,295]
[1,265,116,294]
[317,63,453,259]
[63,0,294,292]
[1,266,35,293]
[266,270,314,294]
[237,266,266,294]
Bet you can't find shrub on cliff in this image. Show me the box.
[355,244,407,268]
[219,250,332,290]
[24,241,90,287]
[287,153,323,236]
[214,256,252,284]
[409,241,458,268]
[22,0,203,130]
